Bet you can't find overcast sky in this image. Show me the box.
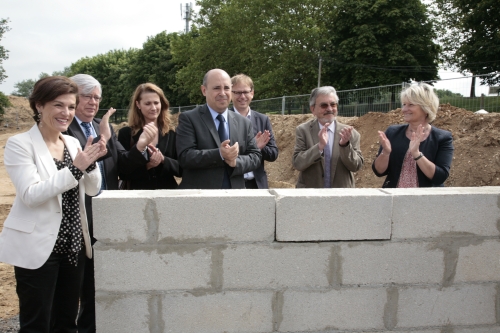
[0,0,193,95]
[0,0,489,99]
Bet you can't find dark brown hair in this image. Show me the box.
[127,83,172,135]
[29,76,79,123]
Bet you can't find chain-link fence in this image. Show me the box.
[99,74,499,123]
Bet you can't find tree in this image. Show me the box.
[172,0,331,102]
[127,31,190,107]
[70,49,139,109]
[434,0,500,86]
[323,0,440,90]
[0,18,11,84]
[11,72,49,98]
[0,91,11,121]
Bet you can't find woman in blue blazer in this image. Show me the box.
[372,83,454,188]
[0,76,110,332]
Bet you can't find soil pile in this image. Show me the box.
[0,97,499,321]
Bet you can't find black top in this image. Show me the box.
[52,146,96,265]
[372,124,454,188]
[118,127,182,190]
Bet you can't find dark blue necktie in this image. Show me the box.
[216,114,231,189]
[81,122,107,192]
[216,114,228,142]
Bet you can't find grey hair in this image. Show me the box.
[70,74,102,95]
[400,82,439,122]
[309,86,339,107]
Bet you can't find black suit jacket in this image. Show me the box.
[229,107,278,189]
[372,124,454,187]
[117,127,181,190]
[176,104,262,189]
[65,118,147,242]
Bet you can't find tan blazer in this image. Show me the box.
[293,119,364,188]
[0,125,101,269]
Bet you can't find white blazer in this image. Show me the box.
[0,125,101,269]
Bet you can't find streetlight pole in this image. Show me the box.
[317,56,322,87]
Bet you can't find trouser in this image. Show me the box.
[14,249,85,333]
[245,178,259,189]
[77,256,96,333]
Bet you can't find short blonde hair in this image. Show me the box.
[400,82,439,122]
[128,83,171,136]
[231,74,254,90]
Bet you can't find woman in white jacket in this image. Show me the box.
[0,76,110,332]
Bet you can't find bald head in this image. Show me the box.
[201,69,232,113]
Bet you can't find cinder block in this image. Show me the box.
[162,291,273,333]
[280,288,386,331]
[455,328,500,333]
[96,294,149,333]
[223,244,331,289]
[94,245,211,292]
[455,240,500,282]
[385,187,500,239]
[157,190,276,242]
[273,189,392,241]
[342,242,444,285]
[92,192,152,243]
[397,285,497,327]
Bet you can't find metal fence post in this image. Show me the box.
[282,96,285,115]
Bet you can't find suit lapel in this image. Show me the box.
[200,105,221,145]
[29,125,57,179]
[28,125,62,208]
[92,119,101,136]
[68,120,87,147]
[228,110,238,145]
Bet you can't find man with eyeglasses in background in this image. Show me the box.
[230,74,278,189]
[66,74,155,333]
[293,86,364,188]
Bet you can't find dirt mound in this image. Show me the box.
[265,104,500,188]
[0,97,499,320]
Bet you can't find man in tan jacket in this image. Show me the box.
[293,86,364,188]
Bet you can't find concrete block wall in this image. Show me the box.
[93,187,500,333]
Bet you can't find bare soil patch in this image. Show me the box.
[0,96,499,320]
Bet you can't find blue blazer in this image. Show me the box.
[372,124,454,187]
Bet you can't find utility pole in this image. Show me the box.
[317,56,322,87]
[180,3,192,33]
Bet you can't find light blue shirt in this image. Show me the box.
[208,106,229,161]
[208,106,229,139]
[75,116,98,139]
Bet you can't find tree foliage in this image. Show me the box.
[127,31,190,107]
[323,0,440,90]
[0,18,11,84]
[173,0,331,101]
[11,72,49,98]
[69,49,139,109]
[0,91,11,120]
[434,0,500,85]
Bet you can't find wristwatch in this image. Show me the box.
[414,152,424,161]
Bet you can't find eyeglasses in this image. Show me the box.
[79,94,102,102]
[232,90,252,97]
[316,102,337,109]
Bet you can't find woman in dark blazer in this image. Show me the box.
[118,83,181,189]
[0,76,110,332]
[372,82,454,188]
